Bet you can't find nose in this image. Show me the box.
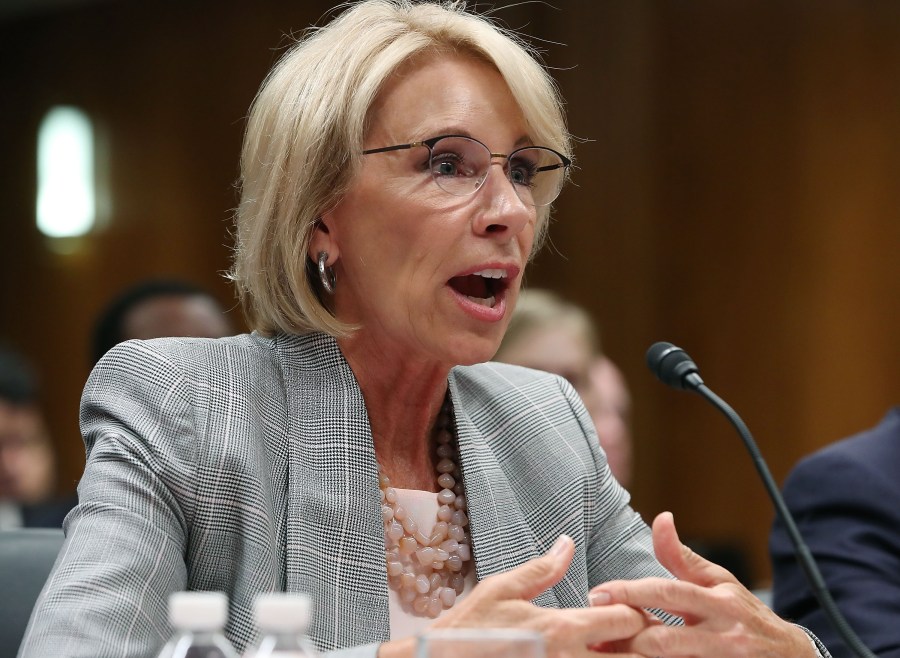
[471,161,534,240]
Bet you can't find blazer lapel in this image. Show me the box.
[277,333,390,650]
[448,371,562,610]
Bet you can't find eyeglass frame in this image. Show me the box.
[360,134,571,206]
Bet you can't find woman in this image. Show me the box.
[20,2,829,657]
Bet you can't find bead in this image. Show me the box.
[387,560,403,576]
[386,547,399,562]
[453,483,464,495]
[413,595,429,614]
[401,516,418,534]
[416,547,436,566]
[400,586,417,603]
[436,458,455,473]
[388,521,403,542]
[399,536,417,555]
[437,505,453,522]
[429,573,442,591]
[447,555,462,572]
[437,473,455,489]
[449,524,466,542]
[454,494,466,510]
[440,587,456,608]
[436,429,453,444]
[451,510,468,527]
[385,488,397,504]
[432,561,444,570]
[457,543,471,561]
[393,505,407,522]
[414,530,431,546]
[450,573,465,595]
[432,521,448,541]
[415,574,430,594]
[381,505,394,523]
[426,596,442,618]
[437,489,456,505]
[440,538,459,554]
[401,572,416,590]
[436,444,454,458]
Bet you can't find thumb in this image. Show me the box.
[483,534,575,601]
[652,512,738,588]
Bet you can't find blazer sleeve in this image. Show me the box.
[770,445,900,657]
[19,341,198,658]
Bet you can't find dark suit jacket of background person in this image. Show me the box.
[21,496,77,528]
[770,407,900,657]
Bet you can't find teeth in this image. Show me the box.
[466,295,496,308]
[472,269,506,279]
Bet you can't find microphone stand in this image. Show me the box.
[693,382,876,658]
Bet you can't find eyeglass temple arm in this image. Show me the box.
[361,142,426,155]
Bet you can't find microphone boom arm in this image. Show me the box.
[694,382,875,658]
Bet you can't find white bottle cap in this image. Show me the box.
[254,593,311,633]
[168,591,229,631]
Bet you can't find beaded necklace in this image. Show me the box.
[378,399,472,618]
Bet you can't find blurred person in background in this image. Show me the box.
[493,288,633,488]
[587,355,633,490]
[91,278,234,365]
[770,406,900,657]
[0,344,76,529]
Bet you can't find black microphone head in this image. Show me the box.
[646,341,704,390]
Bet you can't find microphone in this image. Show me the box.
[646,341,875,658]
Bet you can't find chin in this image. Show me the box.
[443,333,504,367]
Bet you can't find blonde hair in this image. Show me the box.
[496,288,599,359]
[230,0,572,336]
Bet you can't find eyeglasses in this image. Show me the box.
[361,134,571,207]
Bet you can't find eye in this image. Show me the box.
[432,155,460,177]
[508,156,539,186]
[431,150,479,178]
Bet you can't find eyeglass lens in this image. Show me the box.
[427,136,566,207]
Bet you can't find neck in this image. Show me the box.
[338,333,452,491]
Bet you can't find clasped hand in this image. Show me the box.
[425,512,818,658]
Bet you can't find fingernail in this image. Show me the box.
[550,534,571,557]
[590,591,611,605]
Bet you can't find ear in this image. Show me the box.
[307,215,339,265]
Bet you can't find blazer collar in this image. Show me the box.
[276,332,390,650]
[448,370,562,610]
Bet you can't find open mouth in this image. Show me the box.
[447,268,509,308]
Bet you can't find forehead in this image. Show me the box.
[366,52,529,144]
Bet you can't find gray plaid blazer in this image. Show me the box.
[19,332,697,657]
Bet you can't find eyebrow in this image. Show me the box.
[414,127,535,149]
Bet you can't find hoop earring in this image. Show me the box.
[317,251,336,294]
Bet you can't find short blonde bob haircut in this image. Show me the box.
[230,0,572,336]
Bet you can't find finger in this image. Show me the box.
[479,535,575,601]
[591,577,724,621]
[652,511,738,587]
[621,623,725,657]
[539,605,650,655]
[578,603,650,646]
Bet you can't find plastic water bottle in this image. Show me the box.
[245,593,317,658]
[156,591,239,658]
